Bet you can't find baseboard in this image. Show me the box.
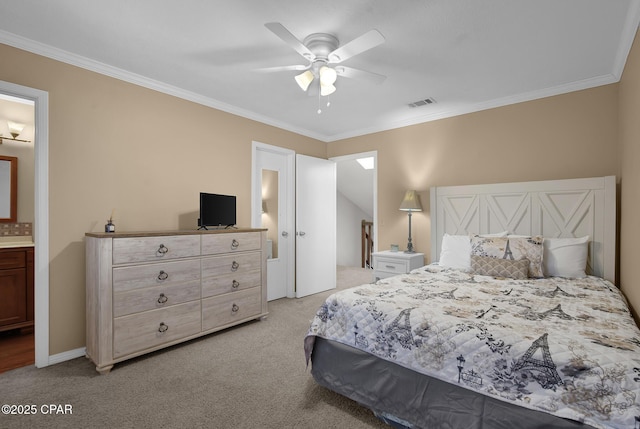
[47,347,86,366]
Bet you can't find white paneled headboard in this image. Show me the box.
[430,176,617,283]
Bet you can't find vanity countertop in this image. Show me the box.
[0,236,34,248]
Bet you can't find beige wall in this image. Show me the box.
[0,43,325,355]
[620,30,640,320]
[328,85,620,263]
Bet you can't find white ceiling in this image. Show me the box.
[0,1,638,142]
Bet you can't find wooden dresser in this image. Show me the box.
[85,229,267,374]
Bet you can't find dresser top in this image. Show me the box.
[85,228,266,238]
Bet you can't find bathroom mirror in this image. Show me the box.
[0,155,17,222]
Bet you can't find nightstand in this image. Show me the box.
[372,251,425,281]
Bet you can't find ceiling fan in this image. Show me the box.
[261,22,387,98]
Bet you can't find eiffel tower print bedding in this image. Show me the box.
[304,265,640,429]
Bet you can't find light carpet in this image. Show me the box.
[0,266,387,429]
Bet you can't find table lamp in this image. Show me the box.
[399,190,422,253]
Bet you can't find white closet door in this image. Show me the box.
[295,155,336,297]
[252,142,295,300]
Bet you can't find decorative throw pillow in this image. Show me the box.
[439,231,509,270]
[543,236,589,278]
[470,235,544,278]
[470,255,529,279]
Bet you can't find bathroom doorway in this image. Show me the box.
[0,80,49,370]
[0,93,35,373]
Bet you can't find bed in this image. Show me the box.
[304,176,640,429]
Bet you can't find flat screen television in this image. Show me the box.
[198,193,236,229]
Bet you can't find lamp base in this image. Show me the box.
[405,238,415,254]
[404,211,416,254]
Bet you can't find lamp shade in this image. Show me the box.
[399,190,422,212]
[319,66,337,85]
[294,70,314,91]
[7,121,24,139]
[320,82,336,96]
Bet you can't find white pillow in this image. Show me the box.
[543,236,589,278]
[439,234,472,270]
[439,231,508,270]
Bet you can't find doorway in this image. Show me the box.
[0,80,50,369]
[331,151,377,269]
[0,94,35,373]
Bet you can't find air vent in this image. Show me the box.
[408,97,436,108]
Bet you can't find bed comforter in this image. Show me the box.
[304,265,640,429]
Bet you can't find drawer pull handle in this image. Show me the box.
[385,265,396,269]
[157,244,169,255]
[157,293,168,304]
[232,280,240,289]
[231,303,239,313]
[231,261,240,271]
[158,322,169,333]
[157,270,169,281]
[231,239,239,249]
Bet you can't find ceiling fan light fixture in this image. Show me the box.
[319,66,337,85]
[320,82,336,96]
[264,23,387,109]
[294,70,314,91]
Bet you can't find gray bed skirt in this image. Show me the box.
[310,337,592,429]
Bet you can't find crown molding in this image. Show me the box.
[327,73,619,143]
[612,0,640,80]
[0,30,328,142]
[0,16,633,145]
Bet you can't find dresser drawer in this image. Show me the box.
[113,301,201,358]
[113,259,201,317]
[202,270,261,299]
[374,257,408,274]
[113,281,200,317]
[113,259,201,292]
[113,235,200,265]
[201,252,261,298]
[202,288,262,331]
[201,232,261,255]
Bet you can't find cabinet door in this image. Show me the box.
[0,268,27,327]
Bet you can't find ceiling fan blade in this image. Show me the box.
[255,64,310,73]
[328,29,385,64]
[335,66,387,85]
[265,22,315,61]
